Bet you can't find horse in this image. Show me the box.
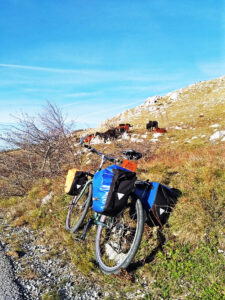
[154,127,167,133]
[95,128,121,142]
[103,128,121,140]
[146,120,158,131]
[95,132,106,141]
[117,123,133,133]
[81,134,95,144]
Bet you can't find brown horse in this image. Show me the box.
[154,127,167,133]
[83,134,95,143]
[117,123,132,133]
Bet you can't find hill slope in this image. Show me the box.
[0,76,224,299]
[101,75,225,131]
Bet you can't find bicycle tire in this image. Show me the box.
[95,197,144,274]
[66,181,92,233]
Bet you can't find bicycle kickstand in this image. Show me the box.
[81,218,94,240]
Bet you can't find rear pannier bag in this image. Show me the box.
[135,182,177,226]
[65,169,88,196]
[92,165,136,216]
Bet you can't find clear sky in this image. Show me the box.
[0,0,224,132]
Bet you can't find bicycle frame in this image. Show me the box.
[79,144,142,239]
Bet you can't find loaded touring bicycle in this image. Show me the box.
[65,144,178,274]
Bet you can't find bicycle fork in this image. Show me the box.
[81,217,94,240]
[81,214,108,240]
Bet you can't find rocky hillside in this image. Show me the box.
[100,75,225,131]
[79,75,225,156]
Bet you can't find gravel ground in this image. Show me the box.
[0,242,23,300]
[0,216,103,300]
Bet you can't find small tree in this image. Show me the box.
[0,102,77,196]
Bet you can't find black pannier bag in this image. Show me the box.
[92,165,137,216]
[135,182,178,226]
[150,183,178,226]
[65,169,88,196]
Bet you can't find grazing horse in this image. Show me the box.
[146,120,158,131]
[154,127,167,133]
[117,123,133,133]
[104,128,121,140]
[95,132,108,142]
[95,128,121,142]
[80,134,95,144]
[95,132,104,138]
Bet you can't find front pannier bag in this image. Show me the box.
[92,165,136,216]
[135,182,177,226]
[65,169,88,196]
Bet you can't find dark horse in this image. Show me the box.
[146,120,158,131]
[95,128,121,142]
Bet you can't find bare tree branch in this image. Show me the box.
[0,102,78,197]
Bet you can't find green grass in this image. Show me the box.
[41,291,61,300]
[149,242,224,299]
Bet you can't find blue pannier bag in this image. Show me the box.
[135,182,177,226]
[92,165,136,216]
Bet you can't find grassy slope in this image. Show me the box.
[0,76,225,299]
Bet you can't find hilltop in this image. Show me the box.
[101,75,225,130]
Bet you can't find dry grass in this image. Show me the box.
[137,144,225,244]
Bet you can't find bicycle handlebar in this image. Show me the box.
[83,144,122,164]
[84,144,98,154]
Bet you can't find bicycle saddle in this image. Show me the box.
[122,150,142,160]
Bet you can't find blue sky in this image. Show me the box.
[0,0,224,132]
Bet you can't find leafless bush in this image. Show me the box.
[0,102,77,196]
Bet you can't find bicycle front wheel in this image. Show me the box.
[66,181,92,233]
[95,197,144,274]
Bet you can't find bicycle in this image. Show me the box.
[66,144,177,274]
[66,145,145,273]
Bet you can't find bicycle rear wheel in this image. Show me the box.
[66,181,92,233]
[95,197,144,274]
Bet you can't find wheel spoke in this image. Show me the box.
[66,182,92,232]
[95,198,144,274]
